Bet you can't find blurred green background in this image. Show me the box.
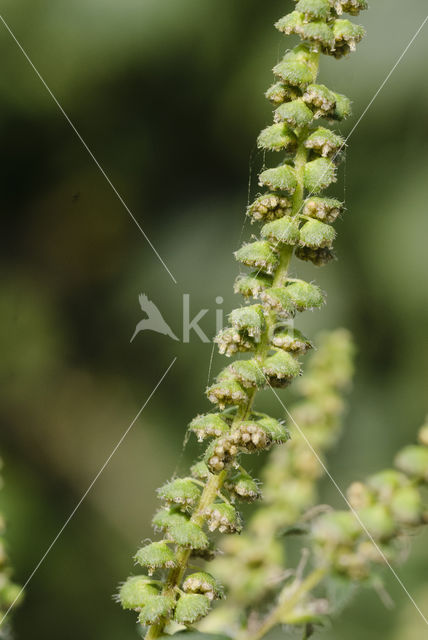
[1,0,427,638]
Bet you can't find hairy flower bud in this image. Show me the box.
[182,571,224,600]
[174,593,210,625]
[331,91,352,120]
[206,372,249,409]
[225,471,261,502]
[332,19,365,56]
[304,157,337,192]
[257,123,298,152]
[265,82,300,106]
[302,196,343,222]
[189,414,230,441]
[235,241,280,274]
[261,216,300,246]
[286,279,325,311]
[157,478,201,509]
[295,245,335,266]
[152,510,209,550]
[296,0,331,21]
[259,165,298,194]
[138,594,175,626]
[305,127,345,157]
[272,327,312,353]
[332,0,368,16]
[303,83,336,117]
[274,99,314,129]
[230,304,265,338]
[119,576,159,611]
[234,272,273,299]
[247,193,292,222]
[299,219,336,248]
[229,359,266,389]
[263,350,301,387]
[134,542,177,575]
[260,286,296,316]
[204,503,242,533]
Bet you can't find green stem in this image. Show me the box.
[144,109,311,640]
[243,567,327,640]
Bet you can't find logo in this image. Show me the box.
[130,293,296,344]
[130,294,179,342]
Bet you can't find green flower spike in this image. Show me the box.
[119,1,371,635]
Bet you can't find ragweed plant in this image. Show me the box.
[117,1,426,639]
[203,329,355,631]
[0,458,22,638]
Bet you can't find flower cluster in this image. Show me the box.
[312,421,428,581]
[119,1,367,637]
[0,458,22,633]
[201,330,355,631]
